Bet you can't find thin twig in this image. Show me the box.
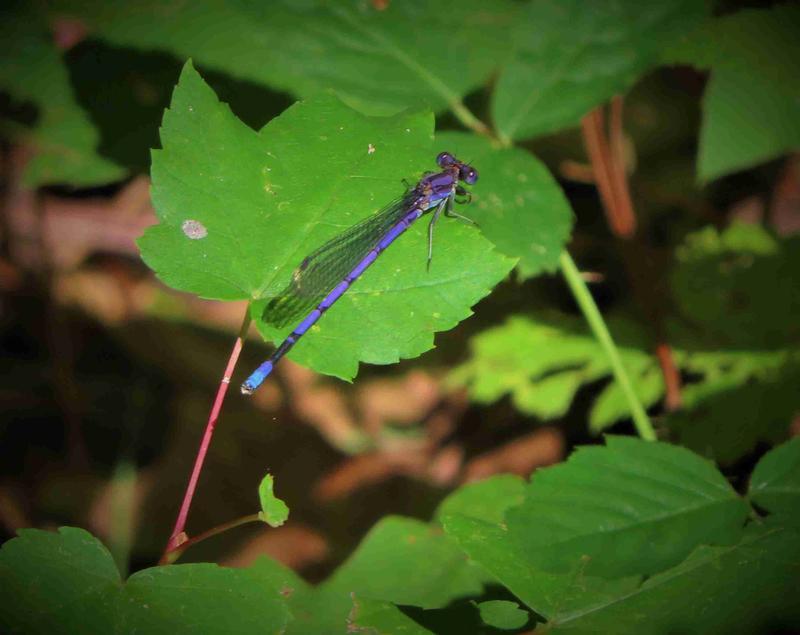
[160,307,253,563]
[581,101,682,409]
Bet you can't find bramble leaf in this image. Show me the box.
[0,527,292,634]
[505,436,749,578]
[138,62,513,380]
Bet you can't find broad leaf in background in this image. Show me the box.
[53,0,515,117]
[0,7,125,186]
[667,222,800,462]
[323,516,487,610]
[492,0,709,142]
[671,222,800,349]
[696,5,800,182]
[669,360,799,465]
[506,436,749,578]
[282,516,489,634]
[139,62,513,380]
[435,473,525,525]
[441,451,800,633]
[448,313,663,430]
[0,527,292,634]
[435,132,573,279]
[749,436,800,526]
[549,523,800,635]
[440,481,641,624]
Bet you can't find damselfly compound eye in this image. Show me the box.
[461,166,478,185]
[436,152,455,167]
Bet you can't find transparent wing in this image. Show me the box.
[263,193,417,328]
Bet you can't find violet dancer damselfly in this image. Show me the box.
[241,152,478,395]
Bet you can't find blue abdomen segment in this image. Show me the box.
[241,361,273,395]
[240,207,424,394]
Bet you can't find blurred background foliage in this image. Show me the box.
[0,0,798,601]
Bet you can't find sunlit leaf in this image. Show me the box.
[139,62,513,380]
[258,473,289,528]
[449,312,661,428]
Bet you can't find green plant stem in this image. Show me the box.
[450,101,493,139]
[559,251,657,441]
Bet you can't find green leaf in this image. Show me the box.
[449,313,661,427]
[669,361,800,466]
[475,600,529,630]
[435,474,525,525]
[442,482,800,633]
[492,0,709,141]
[139,62,513,380]
[258,473,289,528]
[548,523,800,635]
[749,437,800,525]
[506,436,749,578]
[282,516,488,633]
[348,596,435,635]
[55,0,515,116]
[0,527,292,634]
[324,516,486,611]
[698,5,800,182]
[0,7,125,186]
[434,132,572,279]
[441,504,640,622]
[670,223,800,349]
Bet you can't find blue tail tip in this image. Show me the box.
[241,381,256,395]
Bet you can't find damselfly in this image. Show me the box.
[241,152,478,395]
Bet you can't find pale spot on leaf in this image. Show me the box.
[181,219,207,240]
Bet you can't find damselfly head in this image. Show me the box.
[436,151,478,185]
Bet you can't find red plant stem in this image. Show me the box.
[581,101,683,410]
[162,513,262,565]
[161,309,252,563]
